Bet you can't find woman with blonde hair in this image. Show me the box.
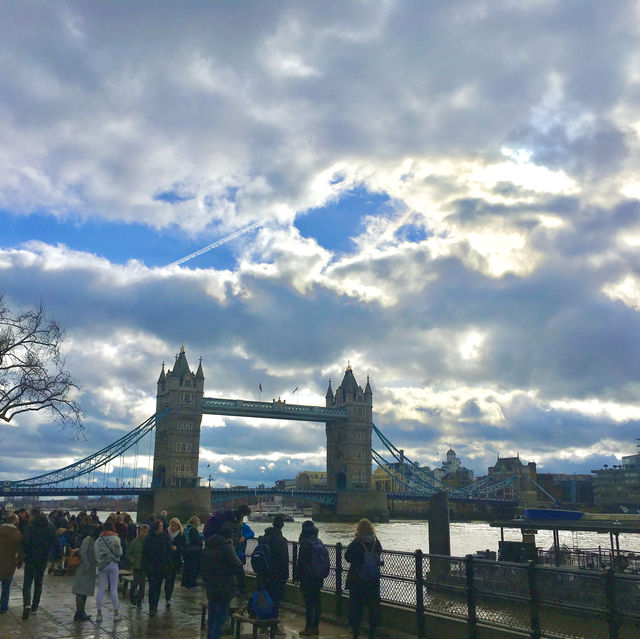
[164,517,185,607]
[345,518,383,639]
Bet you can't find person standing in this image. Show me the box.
[201,525,244,639]
[345,518,383,639]
[126,523,149,608]
[0,514,23,614]
[95,520,123,621]
[259,514,289,636]
[71,525,99,621]
[296,520,327,636]
[165,517,185,607]
[181,516,203,589]
[21,509,56,619]
[143,520,171,616]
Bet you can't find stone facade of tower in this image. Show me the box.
[152,346,204,489]
[325,365,373,491]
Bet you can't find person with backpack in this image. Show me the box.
[345,518,383,639]
[201,520,244,639]
[95,520,123,621]
[295,520,329,636]
[181,515,203,589]
[255,514,289,636]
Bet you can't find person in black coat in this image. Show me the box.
[296,520,325,636]
[259,514,289,633]
[181,515,203,589]
[21,510,56,619]
[345,518,383,639]
[142,520,171,616]
[201,527,244,639]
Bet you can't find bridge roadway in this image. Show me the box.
[202,397,348,421]
[1,484,516,505]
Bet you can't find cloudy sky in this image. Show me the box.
[2,1,640,489]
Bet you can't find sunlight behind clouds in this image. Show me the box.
[2,1,640,483]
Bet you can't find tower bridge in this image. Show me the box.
[3,346,518,521]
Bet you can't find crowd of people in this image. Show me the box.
[0,504,383,639]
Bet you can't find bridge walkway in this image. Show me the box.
[0,570,418,639]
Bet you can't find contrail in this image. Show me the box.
[167,219,267,267]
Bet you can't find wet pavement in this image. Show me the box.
[0,570,406,638]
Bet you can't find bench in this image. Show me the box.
[232,613,280,639]
[199,598,243,632]
[118,570,134,595]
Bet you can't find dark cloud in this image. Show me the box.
[2,1,640,485]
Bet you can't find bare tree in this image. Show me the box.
[0,294,83,436]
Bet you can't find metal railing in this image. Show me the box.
[536,546,640,574]
[243,538,640,639]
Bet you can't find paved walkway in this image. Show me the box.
[0,570,409,638]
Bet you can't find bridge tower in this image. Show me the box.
[152,345,204,488]
[325,365,373,490]
[321,365,389,521]
[138,345,210,522]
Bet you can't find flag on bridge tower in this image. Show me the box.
[259,383,262,392]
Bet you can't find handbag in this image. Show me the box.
[66,550,81,567]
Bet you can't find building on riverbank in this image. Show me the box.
[486,454,538,506]
[592,449,640,509]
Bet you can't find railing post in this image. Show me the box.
[527,560,541,639]
[465,554,477,639]
[335,542,343,617]
[415,549,425,638]
[604,567,619,639]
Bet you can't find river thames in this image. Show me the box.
[93,512,640,555]
[239,518,640,556]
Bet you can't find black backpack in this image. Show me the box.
[309,538,330,579]
[250,538,272,578]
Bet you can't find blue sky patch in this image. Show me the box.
[295,187,392,254]
[0,210,238,270]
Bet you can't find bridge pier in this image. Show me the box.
[313,489,389,523]
[137,486,211,523]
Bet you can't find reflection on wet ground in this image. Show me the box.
[0,570,404,638]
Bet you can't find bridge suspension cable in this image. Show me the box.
[9,410,168,488]
[371,422,519,502]
[371,422,447,494]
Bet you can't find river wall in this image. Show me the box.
[388,497,517,521]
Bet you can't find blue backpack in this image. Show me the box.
[250,539,272,578]
[309,538,330,579]
[248,590,275,619]
[359,538,382,584]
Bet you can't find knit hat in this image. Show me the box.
[301,520,315,530]
[273,514,285,529]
